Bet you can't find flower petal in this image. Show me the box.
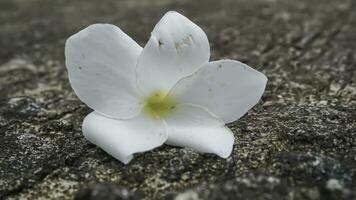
[136,11,210,95]
[82,112,167,164]
[65,24,142,119]
[164,104,234,158]
[169,59,268,123]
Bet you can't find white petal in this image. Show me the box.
[164,104,234,158]
[170,60,267,123]
[65,24,142,119]
[136,11,210,95]
[82,112,167,164]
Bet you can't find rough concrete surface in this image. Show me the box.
[0,0,355,199]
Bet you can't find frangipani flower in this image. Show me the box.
[65,11,267,164]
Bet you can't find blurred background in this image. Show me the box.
[0,0,355,199]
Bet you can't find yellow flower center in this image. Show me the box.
[142,90,176,118]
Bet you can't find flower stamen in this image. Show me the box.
[142,90,176,118]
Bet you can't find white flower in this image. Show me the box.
[65,11,267,164]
